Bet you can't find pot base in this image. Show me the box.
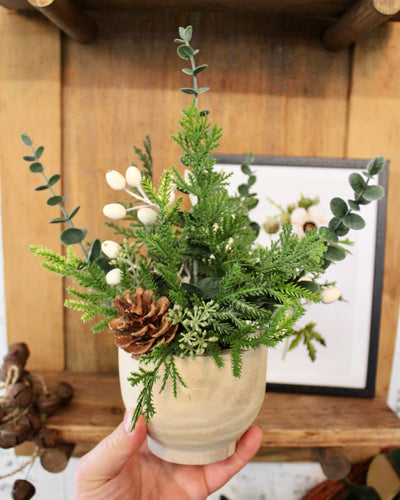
[147,435,237,465]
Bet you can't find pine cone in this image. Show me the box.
[109,288,178,357]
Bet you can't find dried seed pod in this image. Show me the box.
[7,343,30,366]
[0,423,30,449]
[33,427,59,448]
[40,443,74,473]
[35,393,61,416]
[56,382,74,406]
[0,357,24,382]
[18,409,42,434]
[8,383,33,408]
[12,479,36,500]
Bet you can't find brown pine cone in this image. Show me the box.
[109,288,178,357]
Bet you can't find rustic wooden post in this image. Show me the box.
[27,0,96,43]
[322,0,400,51]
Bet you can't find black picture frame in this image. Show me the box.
[215,154,388,398]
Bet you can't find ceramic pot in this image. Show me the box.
[118,345,267,465]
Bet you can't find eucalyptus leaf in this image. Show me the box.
[181,68,193,75]
[197,87,210,94]
[357,196,370,205]
[88,239,101,262]
[60,227,87,245]
[197,277,219,299]
[298,280,320,294]
[366,156,385,176]
[245,152,254,164]
[250,221,260,237]
[329,217,350,236]
[49,217,68,224]
[348,200,360,211]
[177,45,194,60]
[48,174,61,186]
[184,26,193,42]
[349,172,365,194]
[324,245,346,261]
[238,184,249,197]
[193,64,208,75]
[47,195,64,206]
[241,164,252,175]
[35,146,44,159]
[29,162,43,173]
[94,256,112,273]
[179,26,192,43]
[330,197,348,218]
[178,27,186,40]
[68,205,80,220]
[320,227,338,243]
[181,282,204,299]
[23,155,36,162]
[34,184,50,191]
[21,133,32,146]
[247,197,259,209]
[343,213,365,230]
[248,175,256,186]
[363,184,385,201]
[180,87,197,95]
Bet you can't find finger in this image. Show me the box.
[203,425,263,493]
[77,410,147,483]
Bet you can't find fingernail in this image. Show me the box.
[124,408,135,434]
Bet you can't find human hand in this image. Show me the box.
[74,408,263,500]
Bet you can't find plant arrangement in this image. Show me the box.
[22,26,385,428]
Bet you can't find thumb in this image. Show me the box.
[77,410,147,482]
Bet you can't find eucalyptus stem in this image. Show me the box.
[189,54,199,108]
[25,138,88,260]
[329,176,372,235]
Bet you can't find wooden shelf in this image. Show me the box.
[1,0,400,48]
[41,371,400,462]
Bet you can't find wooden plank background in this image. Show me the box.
[0,9,399,396]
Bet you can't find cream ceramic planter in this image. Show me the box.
[118,345,267,465]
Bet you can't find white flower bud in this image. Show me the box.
[101,240,120,259]
[106,170,126,190]
[137,207,157,225]
[320,286,341,304]
[126,166,142,187]
[105,268,122,286]
[103,203,127,220]
[189,194,198,207]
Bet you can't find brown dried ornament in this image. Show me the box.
[109,288,178,357]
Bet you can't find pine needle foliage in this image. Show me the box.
[25,25,385,425]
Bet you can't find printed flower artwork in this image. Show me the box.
[290,205,327,239]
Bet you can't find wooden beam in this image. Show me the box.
[27,0,96,43]
[322,0,400,50]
